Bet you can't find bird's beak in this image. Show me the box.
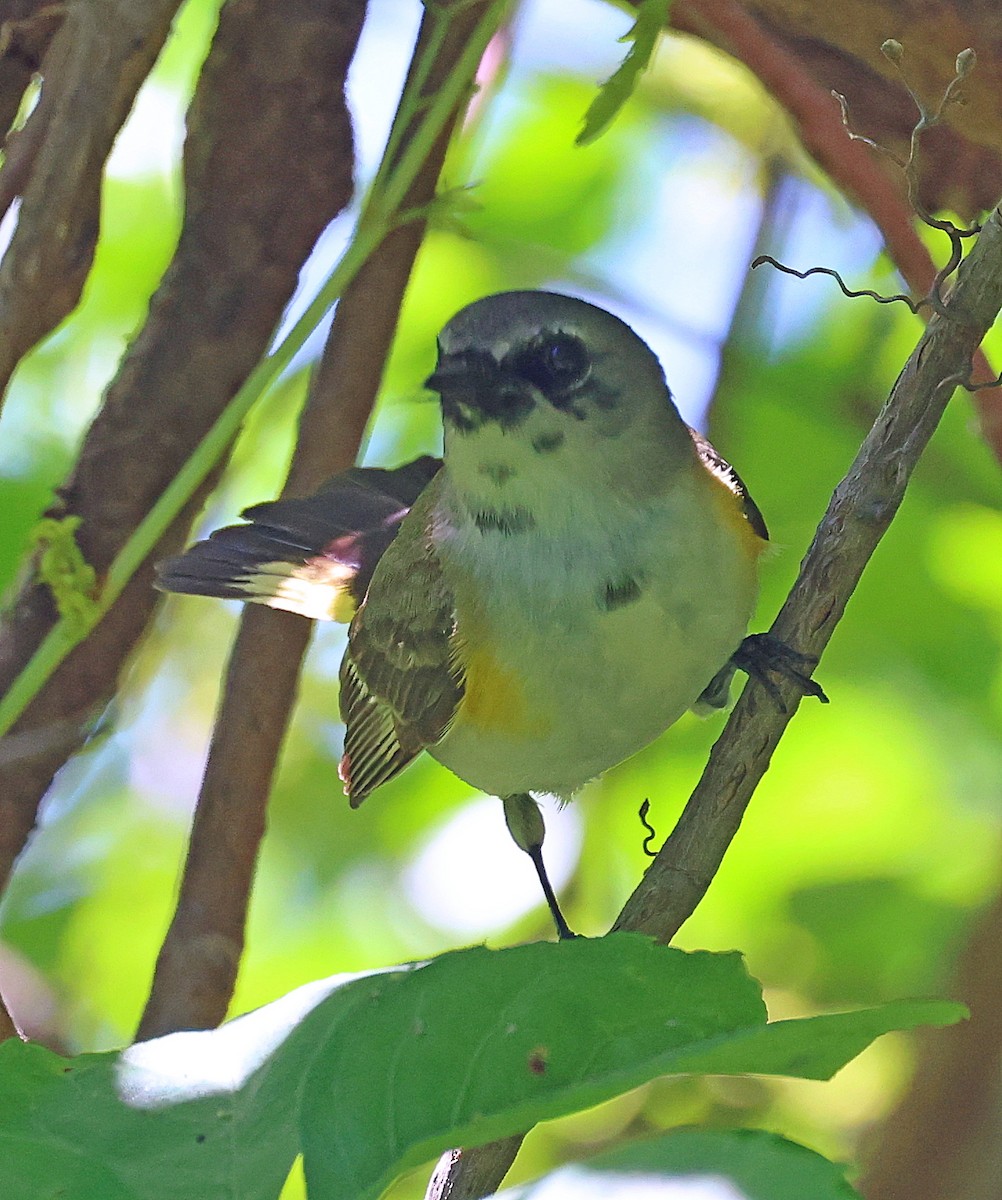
[424,349,498,395]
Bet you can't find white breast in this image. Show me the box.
[429,464,760,799]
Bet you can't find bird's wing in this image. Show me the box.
[339,476,465,803]
[155,456,442,622]
[688,429,769,541]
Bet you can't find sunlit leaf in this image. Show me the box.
[577,0,672,145]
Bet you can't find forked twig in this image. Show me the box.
[760,46,983,323]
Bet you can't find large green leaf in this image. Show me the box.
[0,936,962,1200]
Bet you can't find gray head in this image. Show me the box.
[426,291,694,505]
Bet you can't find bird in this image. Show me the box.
[157,290,823,938]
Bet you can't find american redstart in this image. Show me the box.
[158,291,824,938]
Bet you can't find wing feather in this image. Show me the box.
[339,477,464,803]
[688,429,768,541]
[156,456,442,618]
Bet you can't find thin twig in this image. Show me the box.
[750,255,922,312]
[869,42,979,244]
[832,46,981,321]
[671,0,1002,460]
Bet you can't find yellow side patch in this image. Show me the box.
[461,643,534,735]
[455,614,550,738]
[330,588,358,623]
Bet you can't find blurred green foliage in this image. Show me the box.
[0,2,999,1197]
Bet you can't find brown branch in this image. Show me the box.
[672,0,1002,461]
[432,205,1002,1200]
[615,202,1002,936]
[0,989,18,1041]
[136,0,495,1042]
[0,0,182,414]
[0,0,359,895]
[860,884,1002,1200]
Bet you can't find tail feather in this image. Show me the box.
[156,455,441,623]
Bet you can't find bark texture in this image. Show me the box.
[0,0,362,895]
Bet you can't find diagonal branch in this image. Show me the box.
[430,204,1002,1198]
[615,200,1002,939]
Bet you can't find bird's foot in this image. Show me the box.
[732,633,829,712]
[503,793,577,940]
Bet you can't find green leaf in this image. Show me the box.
[0,937,964,1200]
[497,1127,863,1199]
[663,1000,966,1081]
[577,0,672,146]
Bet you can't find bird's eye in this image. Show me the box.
[509,332,591,395]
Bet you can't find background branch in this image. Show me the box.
[861,884,1002,1200]
[672,0,1002,458]
[0,0,359,907]
[137,0,497,1041]
[0,0,183,415]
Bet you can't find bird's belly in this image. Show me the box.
[431,579,751,799]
